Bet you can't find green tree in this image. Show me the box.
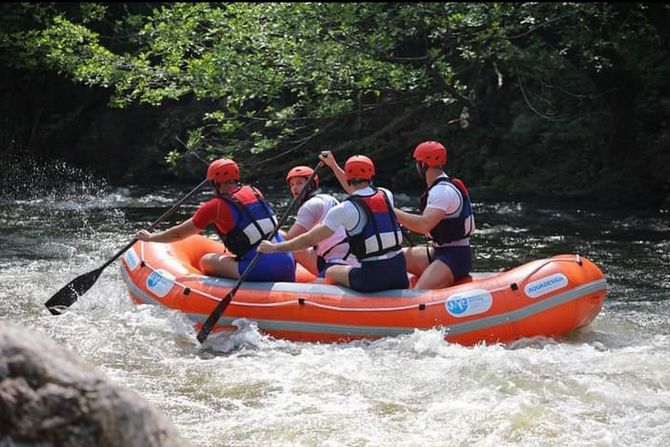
[2,2,668,203]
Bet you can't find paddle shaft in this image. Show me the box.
[45,179,210,313]
[100,179,210,270]
[197,161,323,343]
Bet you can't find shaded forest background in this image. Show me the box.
[1,3,668,207]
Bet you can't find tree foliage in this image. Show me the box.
[1,2,668,202]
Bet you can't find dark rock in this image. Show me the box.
[0,322,190,447]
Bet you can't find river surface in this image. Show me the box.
[1,163,669,446]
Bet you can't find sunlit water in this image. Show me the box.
[1,161,669,446]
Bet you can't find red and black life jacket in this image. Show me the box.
[419,176,473,244]
[214,185,278,257]
[345,189,403,260]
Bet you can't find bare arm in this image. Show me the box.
[258,224,334,253]
[135,218,202,243]
[319,151,355,194]
[285,222,309,240]
[394,207,444,234]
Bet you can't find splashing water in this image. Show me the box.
[1,158,669,446]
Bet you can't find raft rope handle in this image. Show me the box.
[134,255,586,314]
[512,256,584,290]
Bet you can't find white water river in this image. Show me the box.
[1,166,669,446]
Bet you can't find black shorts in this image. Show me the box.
[428,245,472,280]
[316,256,345,278]
[348,253,409,293]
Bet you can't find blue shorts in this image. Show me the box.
[429,245,472,280]
[348,253,409,293]
[238,236,296,282]
[316,256,347,278]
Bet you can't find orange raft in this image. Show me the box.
[120,235,608,345]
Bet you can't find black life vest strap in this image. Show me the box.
[220,186,271,242]
[320,237,349,259]
[250,186,277,229]
[419,176,468,211]
[300,187,321,206]
[347,189,401,259]
[379,189,400,248]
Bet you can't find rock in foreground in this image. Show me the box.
[0,321,190,447]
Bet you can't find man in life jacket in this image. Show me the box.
[281,165,360,278]
[258,152,409,293]
[394,141,475,289]
[135,158,295,282]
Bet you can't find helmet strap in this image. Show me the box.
[210,180,224,195]
[347,178,370,186]
[415,161,428,183]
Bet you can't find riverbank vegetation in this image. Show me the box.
[1,3,668,206]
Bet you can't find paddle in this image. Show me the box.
[196,160,323,343]
[44,179,210,315]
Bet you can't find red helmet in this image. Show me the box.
[207,158,239,183]
[413,141,447,166]
[344,155,375,181]
[285,166,320,188]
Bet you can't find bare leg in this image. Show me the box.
[402,246,432,276]
[292,247,319,276]
[324,265,352,287]
[415,260,455,289]
[199,253,241,279]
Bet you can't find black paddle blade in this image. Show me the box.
[196,296,231,343]
[196,309,220,343]
[44,268,103,315]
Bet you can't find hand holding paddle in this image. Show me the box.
[44,179,210,315]
[196,160,323,343]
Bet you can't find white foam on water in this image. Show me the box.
[3,178,670,447]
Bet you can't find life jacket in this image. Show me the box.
[300,186,323,205]
[345,189,403,260]
[419,176,473,244]
[214,185,278,257]
[302,192,352,262]
[300,187,320,206]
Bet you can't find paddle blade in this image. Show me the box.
[44,268,103,315]
[196,296,231,343]
[196,310,219,343]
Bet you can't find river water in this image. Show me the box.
[1,162,669,446]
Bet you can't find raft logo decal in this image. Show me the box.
[123,247,139,271]
[524,273,568,298]
[445,289,493,318]
[146,269,175,297]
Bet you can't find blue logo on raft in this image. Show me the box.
[447,298,469,315]
[445,289,493,318]
[123,248,139,270]
[147,272,161,288]
[145,269,175,297]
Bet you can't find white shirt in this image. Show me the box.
[295,194,357,265]
[323,186,402,261]
[425,173,475,247]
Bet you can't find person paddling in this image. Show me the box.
[258,152,409,292]
[135,158,295,282]
[281,165,359,278]
[394,141,475,289]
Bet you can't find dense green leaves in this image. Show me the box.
[2,2,668,203]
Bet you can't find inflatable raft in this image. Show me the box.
[120,235,607,345]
